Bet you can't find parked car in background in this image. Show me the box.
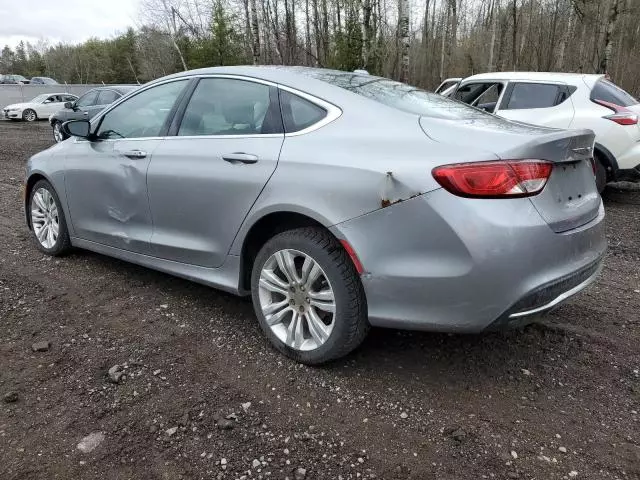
[450,72,640,191]
[0,74,29,84]
[30,76,58,85]
[49,85,137,142]
[24,66,606,364]
[3,93,78,122]
[435,77,461,94]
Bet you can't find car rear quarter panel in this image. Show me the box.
[229,108,503,256]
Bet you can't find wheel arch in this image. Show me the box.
[237,210,335,294]
[593,142,619,181]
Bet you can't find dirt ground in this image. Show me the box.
[0,120,639,480]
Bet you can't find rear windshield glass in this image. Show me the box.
[590,79,638,107]
[300,69,492,120]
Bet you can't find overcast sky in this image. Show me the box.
[0,0,141,49]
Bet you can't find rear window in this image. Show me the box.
[590,79,637,107]
[301,69,491,120]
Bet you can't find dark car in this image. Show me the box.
[50,85,137,142]
[0,74,29,84]
[30,76,58,85]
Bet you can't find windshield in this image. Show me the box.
[29,94,50,104]
[298,69,492,120]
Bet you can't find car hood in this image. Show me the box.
[3,102,31,110]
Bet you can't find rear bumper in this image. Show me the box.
[332,189,607,333]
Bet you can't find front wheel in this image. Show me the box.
[22,109,37,122]
[251,227,369,365]
[28,180,72,256]
[52,121,66,143]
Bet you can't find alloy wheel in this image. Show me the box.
[258,249,336,351]
[31,187,59,249]
[24,110,36,122]
[53,123,63,142]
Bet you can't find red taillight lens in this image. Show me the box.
[432,160,553,198]
[593,99,638,125]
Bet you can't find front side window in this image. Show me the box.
[97,80,188,139]
[76,91,98,108]
[590,79,638,107]
[178,78,276,136]
[97,90,120,105]
[504,83,563,110]
[280,90,327,132]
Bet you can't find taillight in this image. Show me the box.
[432,160,553,198]
[593,99,638,125]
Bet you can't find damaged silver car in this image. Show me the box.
[24,67,607,364]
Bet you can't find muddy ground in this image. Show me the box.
[0,120,639,480]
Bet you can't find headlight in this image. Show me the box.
[6,107,20,112]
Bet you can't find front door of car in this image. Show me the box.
[42,95,65,116]
[71,90,99,120]
[146,77,285,268]
[495,82,575,128]
[64,79,190,254]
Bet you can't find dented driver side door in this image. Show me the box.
[63,138,159,254]
[63,79,190,254]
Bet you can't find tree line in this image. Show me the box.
[0,0,638,94]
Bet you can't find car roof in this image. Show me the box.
[461,71,605,84]
[36,92,76,96]
[153,66,377,92]
[89,85,138,94]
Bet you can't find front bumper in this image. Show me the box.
[3,110,20,119]
[332,189,607,333]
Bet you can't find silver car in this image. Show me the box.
[24,67,607,364]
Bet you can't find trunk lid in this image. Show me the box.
[420,116,600,233]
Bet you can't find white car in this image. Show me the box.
[449,72,640,191]
[3,93,78,122]
[435,77,461,94]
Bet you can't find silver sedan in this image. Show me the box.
[24,67,607,364]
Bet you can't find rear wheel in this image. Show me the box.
[22,109,37,122]
[251,227,368,365]
[594,154,608,193]
[28,180,72,256]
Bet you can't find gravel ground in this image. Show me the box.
[1,120,639,480]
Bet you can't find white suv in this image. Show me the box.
[448,72,640,191]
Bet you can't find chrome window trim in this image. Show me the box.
[165,134,285,141]
[87,73,342,141]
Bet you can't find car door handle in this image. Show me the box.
[83,111,89,115]
[121,150,147,159]
[222,153,259,164]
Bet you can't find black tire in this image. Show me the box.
[594,154,608,194]
[28,179,72,256]
[251,227,369,365]
[22,108,37,122]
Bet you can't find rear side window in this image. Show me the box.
[97,90,120,105]
[503,83,564,110]
[590,79,638,107]
[280,90,327,133]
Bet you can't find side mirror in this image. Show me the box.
[43,99,51,104]
[64,102,74,109]
[62,120,92,139]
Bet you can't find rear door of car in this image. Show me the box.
[145,76,285,268]
[495,81,575,128]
